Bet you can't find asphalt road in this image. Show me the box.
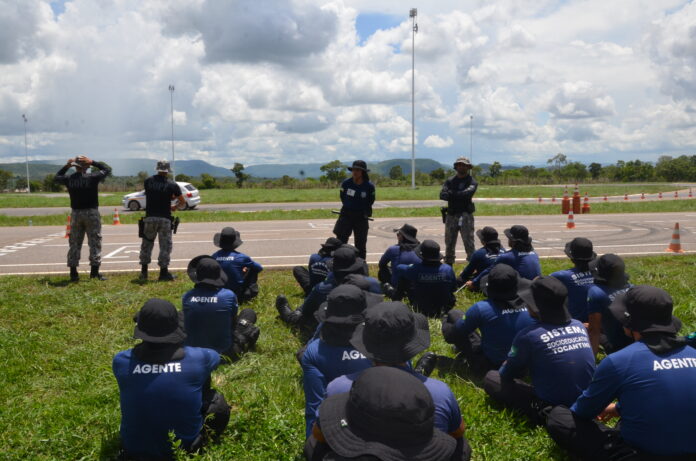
[0,212,693,276]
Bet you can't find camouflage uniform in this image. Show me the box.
[440,156,478,265]
[139,217,173,267]
[444,212,476,265]
[68,208,102,267]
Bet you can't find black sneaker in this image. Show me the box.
[414,352,438,377]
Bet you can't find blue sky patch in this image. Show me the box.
[355,13,404,46]
[50,0,69,17]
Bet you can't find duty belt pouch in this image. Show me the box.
[137,217,144,238]
[440,207,448,224]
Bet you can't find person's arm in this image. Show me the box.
[570,357,621,420]
[453,177,478,198]
[339,179,348,205]
[301,349,328,438]
[378,248,394,283]
[455,305,481,337]
[55,160,72,185]
[459,251,482,281]
[366,182,375,215]
[498,332,530,380]
[587,313,602,356]
[439,179,452,201]
[89,160,111,181]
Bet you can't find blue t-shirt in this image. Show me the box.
[550,268,594,322]
[326,366,463,434]
[301,338,371,437]
[473,249,541,286]
[182,286,239,354]
[398,262,456,314]
[307,253,332,289]
[587,284,632,351]
[112,346,220,459]
[455,299,535,366]
[340,177,376,214]
[459,246,505,281]
[212,249,263,295]
[378,245,421,285]
[571,342,696,456]
[500,319,595,405]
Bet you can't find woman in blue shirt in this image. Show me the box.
[332,160,376,260]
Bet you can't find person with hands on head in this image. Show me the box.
[440,156,478,265]
[333,160,376,260]
[550,238,596,323]
[54,155,111,282]
[457,226,505,286]
[211,227,263,303]
[293,237,343,296]
[546,285,696,461]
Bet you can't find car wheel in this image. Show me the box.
[128,200,141,211]
[176,201,188,211]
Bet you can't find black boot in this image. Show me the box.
[235,308,260,348]
[139,264,148,281]
[275,295,300,324]
[414,352,438,377]
[90,265,106,281]
[381,283,396,299]
[69,266,79,282]
[158,266,175,281]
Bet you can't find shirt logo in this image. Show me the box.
[189,296,218,303]
[342,350,366,360]
[132,363,182,374]
[346,188,356,197]
[653,357,696,371]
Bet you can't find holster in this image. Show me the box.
[170,216,180,234]
[137,217,144,238]
[440,207,448,224]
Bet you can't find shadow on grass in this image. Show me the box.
[98,431,121,461]
[43,277,73,288]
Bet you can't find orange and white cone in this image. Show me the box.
[641,193,645,200]
[552,195,557,203]
[538,195,543,203]
[689,189,693,198]
[603,194,608,202]
[665,223,684,253]
[658,192,663,200]
[582,193,591,213]
[674,191,679,199]
[624,193,628,201]
[566,211,576,229]
[64,215,71,238]
[113,208,121,225]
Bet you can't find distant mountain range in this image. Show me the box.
[245,158,450,178]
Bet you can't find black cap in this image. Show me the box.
[476,226,500,244]
[415,240,443,263]
[518,276,571,325]
[480,264,527,301]
[333,247,365,275]
[186,255,228,287]
[213,227,243,250]
[347,160,370,172]
[320,237,344,253]
[350,301,430,364]
[504,225,532,244]
[318,366,455,461]
[134,298,186,344]
[393,223,419,244]
[564,237,596,262]
[609,285,681,335]
[591,253,629,287]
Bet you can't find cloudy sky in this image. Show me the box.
[1,0,695,168]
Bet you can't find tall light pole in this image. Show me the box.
[168,84,175,177]
[22,114,30,193]
[469,115,473,166]
[410,8,418,189]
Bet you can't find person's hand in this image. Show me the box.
[464,280,474,290]
[67,158,75,166]
[597,403,619,422]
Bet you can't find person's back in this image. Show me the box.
[550,267,593,322]
[182,285,238,353]
[587,283,632,352]
[144,174,179,218]
[402,262,456,316]
[379,244,421,286]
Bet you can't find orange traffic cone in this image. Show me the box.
[64,215,71,238]
[674,191,679,199]
[658,192,663,200]
[538,195,542,203]
[561,187,570,214]
[552,195,556,203]
[603,194,608,202]
[566,211,576,229]
[665,223,684,253]
[113,208,121,225]
[640,193,645,200]
[624,193,628,201]
[689,189,693,198]
[581,193,591,214]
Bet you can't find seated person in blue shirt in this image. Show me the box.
[391,240,457,317]
[467,225,541,291]
[316,301,471,461]
[306,367,462,461]
[457,226,505,286]
[183,256,260,362]
[300,285,372,438]
[550,237,596,323]
[586,253,632,356]
[293,237,343,296]
[211,227,263,303]
[377,223,421,287]
[547,286,696,461]
[112,299,230,460]
[276,247,380,329]
[441,264,534,376]
[483,276,596,425]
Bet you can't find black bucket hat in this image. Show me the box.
[318,366,456,461]
[564,237,596,262]
[415,240,443,263]
[590,253,629,287]
[320,237,344,254]
[480,264,530,301]
[504,225,532,245]
[518,276,571,325]
[350,301,430,364]
[333,247,365,276]
[213,227,243,250]
[134,298,186,344]
[186,255,228,287]
[476,226,500,244]
[609,285,681,335]
[315,285,367,326]
[347,160,370,172]
[393,223,419,245]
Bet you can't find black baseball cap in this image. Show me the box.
[350,301,430,364]
[415,240,443,263]
[564,237,596,262]
[393,223,419,244]
[213,227,243,250]
[609,285,681,335]
[518,276,571,325]
[504,225,532,244]
[480,264,530,301]
[591,254,629,287]
[476,226,500,244]
[318,366,455,461]
[134,298,186,344]
[186,255,228,287]
[347,160,370,172]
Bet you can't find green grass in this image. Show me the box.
[0,256,695,460]
[1,198,695,227]
[0,183,684,208]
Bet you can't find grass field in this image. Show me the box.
[2,198,695,227]
[1,184,684,208]
[1,256,695,460]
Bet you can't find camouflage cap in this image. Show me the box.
[156,160,171,173]
[453,156,472,167]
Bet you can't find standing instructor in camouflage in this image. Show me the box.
[440,156,478,265]
[55,155,111,282]
[139,160,185,281]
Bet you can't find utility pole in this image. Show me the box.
[410,8,418,189]
[469,115,473,166]
[169,84,175,177]
[22,114,30,193]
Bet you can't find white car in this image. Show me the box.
[122,182,201,211]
